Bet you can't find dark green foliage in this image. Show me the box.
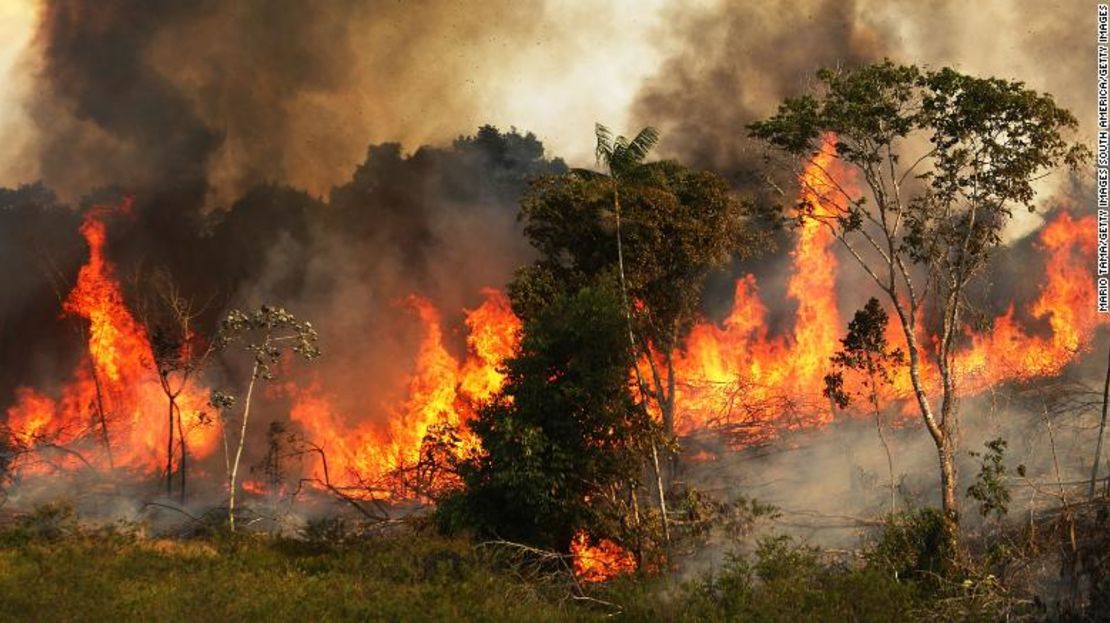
[453,125,568,187]
[824,297,904,409]
[518,159,760,347]
[966,438,1011,520]
[331,126,567,244]
[614,535,919,622]
[439,282,650,551]
[867,508,957,583]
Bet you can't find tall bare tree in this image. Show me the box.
[134,269,214,502]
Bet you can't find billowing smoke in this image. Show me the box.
[6,0,667,207]
[0,0,1102,547]
[630,0,1092,234]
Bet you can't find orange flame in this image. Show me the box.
[6,201,219,474]
[287,289,521,491]
[670,134,1107,441]
[668,135,855,441]
[570,529,636,582]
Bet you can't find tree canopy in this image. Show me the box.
[441,282,649,551]
[749,60,1087,537]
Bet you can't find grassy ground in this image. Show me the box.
[0,503,1098,621]
[0,526,598,622]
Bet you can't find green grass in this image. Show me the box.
[0,511,1017,622]
[0,527,597,622]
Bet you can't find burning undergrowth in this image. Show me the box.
[0,132,1101,526]
[0,1,1102,593]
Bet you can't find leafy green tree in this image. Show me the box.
[441,282,652,552]
[824,298,904,514]
[750,61,1087,544]
[214,305,320,531]
[514,125,767,443]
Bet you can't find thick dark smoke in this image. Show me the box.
[631,0,881,183]
[0,0,1101,541]
[34,2,217,198]
[0,185,82,398]
[23,0,558,208]
[2,0,572,420]
[631,0,1091,229]
[0,126,565,421]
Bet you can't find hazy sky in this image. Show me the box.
[0,0,1090,228]
[0,0,36,183]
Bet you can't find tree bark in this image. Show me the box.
[891,298,959,551]
[228,358,260,532]
[938,436,959,538]
[650,440,670,545]
[165,394,175,497]
[612,182,671,547]
[176,402,187,504]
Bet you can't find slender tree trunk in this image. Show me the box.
[938,387,960,544]
[612,183,671,547]
[228,359,260,532]
[873,406,896,515]
[938,435,959,538]
[650,441,670,545]
[629,484,643,568]
[1090,343,1110,500]
[166,395,175,497]
[176,402,187,504]
[892,301,958,549]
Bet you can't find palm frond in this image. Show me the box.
[594,123,614,167]
[625,126,659,163]
[595,123,661,178]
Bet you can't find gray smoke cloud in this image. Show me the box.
[0,0,1101,547]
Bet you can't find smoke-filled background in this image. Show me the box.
[0,0,1100,537]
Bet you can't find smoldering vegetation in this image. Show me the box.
[0,127,566,515]
[0,1,1106,618]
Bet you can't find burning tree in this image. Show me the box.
[133,268,215,502]
[749,61,1088,545]
[214,306,320,531]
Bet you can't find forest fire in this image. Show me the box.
[668,135,854,441]
[648,134,1106,444]
[6,201,219,475]
[3,201,521,493]
[0,0,1101,615]
[3,138,1102,495]
[570,530,637,583]
[286,289,521,493]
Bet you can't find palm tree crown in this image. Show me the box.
[594,123,659,180]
